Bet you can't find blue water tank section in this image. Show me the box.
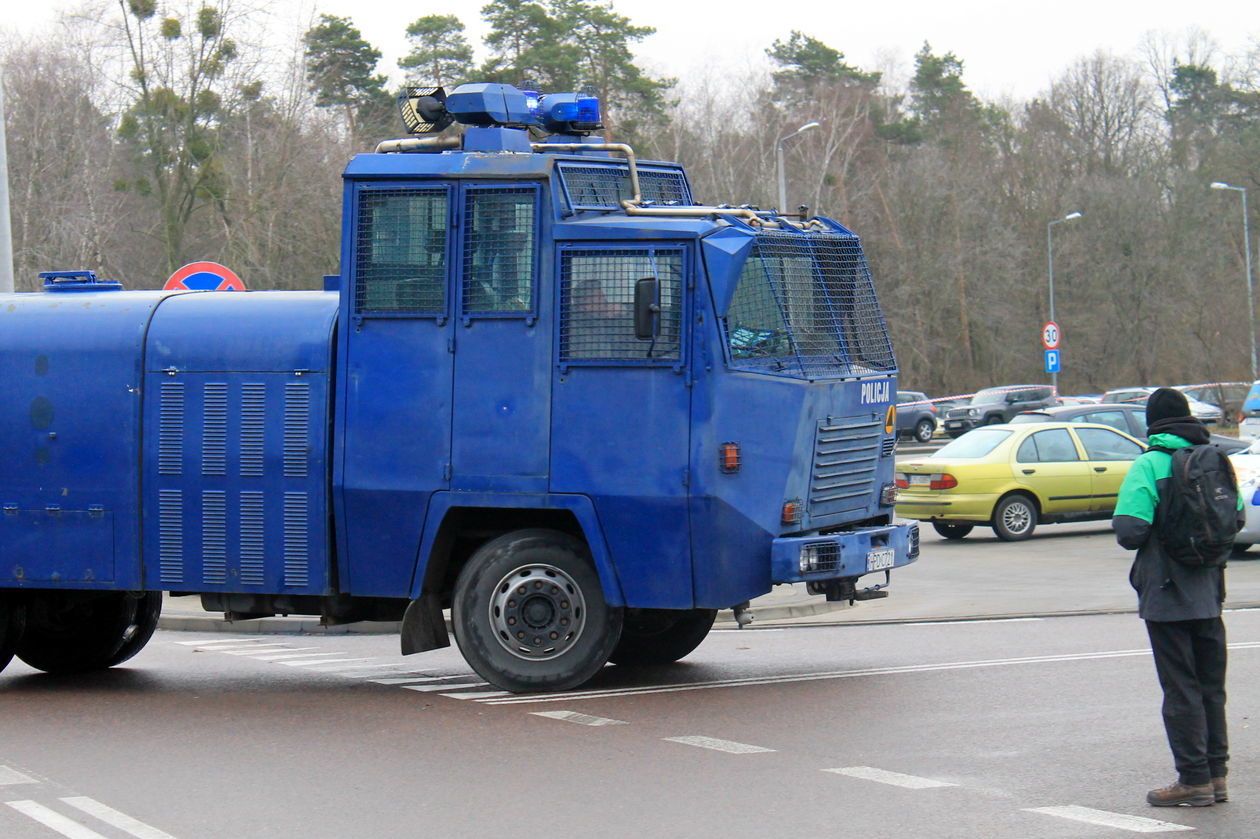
[0,290,171,588]
[141,291,339,594]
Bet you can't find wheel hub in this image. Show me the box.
[489,564,586,661]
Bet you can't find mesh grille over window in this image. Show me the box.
[559,248,683,363]
[462,187,536,314]
[557,164,692,211]
[723,230,895,379]
[355,189,448,314]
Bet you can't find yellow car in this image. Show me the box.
[895,421,1144,541]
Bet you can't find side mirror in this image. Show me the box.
[634,277,661,340]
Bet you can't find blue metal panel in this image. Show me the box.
[549,242,694,609]
[140,291,337,594]
[0,289,170,589]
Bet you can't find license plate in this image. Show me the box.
[946,421,962,428]
[866,547,895,571]
[908,474,931,486]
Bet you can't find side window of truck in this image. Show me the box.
[354,188,449,315]
[462,187,537,315]
[558,247,684,362]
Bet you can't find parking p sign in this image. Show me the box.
[1045,349,1061,373]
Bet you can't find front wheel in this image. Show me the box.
[16,591,162,674]
[452,529,623,693]
[993,494,1037,541]
[610,608,717,665]
[914,419,935,443]
[932,522,974,540]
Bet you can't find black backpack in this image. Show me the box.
[1152,444,1240,567]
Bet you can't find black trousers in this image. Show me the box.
[1145,618,1229,785]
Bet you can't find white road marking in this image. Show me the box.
[531,710,627,726]
[184,642,276,652]
[823,766,956,789]
[1025,805,1193,833]
[61,797,179,839]
[0,766,37,786]
[401,680,488,692]
[663,736,774,754]
[480,641,1260,705]
[217,645,305,655]
[278,657,376,668]
[366,675,446,685]
[441,690,513,699]
[710,628,785,633]
[174,637,263,646]
[6,800,110,839]
[902,618,1044,627]
[247,651,338,661]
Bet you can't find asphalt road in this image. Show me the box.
[2,527,1257,839]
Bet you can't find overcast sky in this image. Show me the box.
[4,0,1258,101]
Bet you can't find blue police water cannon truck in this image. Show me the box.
[0,83,918,693]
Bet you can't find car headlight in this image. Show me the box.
[968,408,979,417]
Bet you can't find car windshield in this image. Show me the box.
[933,428,1012,458]
[969,388,1007,405]
[1009,413,1051,424]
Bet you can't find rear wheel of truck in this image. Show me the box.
[609,608,717,665]
[0,595,26,675]
[16,591,162,674]
[452,529,623,693]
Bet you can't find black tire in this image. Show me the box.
[609,608,717,665]
[1231,542,1253,557]
[914,419,935,443]
[932,522,974,540]
[16,591,160,674]
[984,414,1005,425]
[452,529,623,693]
[992,494,1037,541]
[0,595,26,675]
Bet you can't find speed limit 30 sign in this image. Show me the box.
[1042,321,1061,350]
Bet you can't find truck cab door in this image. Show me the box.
[337,184,455,596]
[548,243,694,608]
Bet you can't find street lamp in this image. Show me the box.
[1046,211,1082,393]
[1210,181,1255,380]
[776,121,820,215]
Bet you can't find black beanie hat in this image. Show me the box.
[1146,387,1191,425]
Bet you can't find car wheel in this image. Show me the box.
[609,608,717,665]
[993,494,1037,541]
[932,522,973,540]
[914,419,935,443]
[984,414,1004,425]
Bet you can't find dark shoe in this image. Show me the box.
[1146,781,1214,807]
[1212,777,1228,803]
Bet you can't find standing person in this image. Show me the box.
[1112,387,1236,807]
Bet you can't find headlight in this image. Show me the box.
[968,408,979,417]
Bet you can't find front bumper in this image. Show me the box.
[770,522,919,584]
[943,417,980,436]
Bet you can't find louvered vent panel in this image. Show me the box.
[202,490,228,584]
[240,383,266,477]
[158,489,183,584]
[810,417,881,516]
[283,383,310,478]
[283,492,310,588]
[202,383,228,476]
[240,491,265,585]
[158,382,185,475]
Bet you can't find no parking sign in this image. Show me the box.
[163,261,246,291]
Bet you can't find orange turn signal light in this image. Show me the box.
[720,442,741,473]
[781,500,802,525]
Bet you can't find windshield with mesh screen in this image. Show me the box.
[723,230,895,379]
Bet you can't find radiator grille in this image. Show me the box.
[283,492,309,588]
[202,382,227,476]
[202,490,228,584]
[283,382,310,478]
[158,382,184,475]
[158,489,183,584]
[908,522,920,559]
[240,491,265,585]
[810,416,881,516]
[240,383,265,477]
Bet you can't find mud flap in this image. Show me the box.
[400,592,450,655]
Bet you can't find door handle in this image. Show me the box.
[1094,467,1107,472]
[1021,469,1035,475]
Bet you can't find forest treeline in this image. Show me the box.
[2,1,1258,395]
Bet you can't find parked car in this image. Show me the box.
[895,421,1145,541]
[941,385,1057,438]
[1178,382,1250,424]
[896,391,938,442]
[1010,403,1248,453]
[1100,386,1223,425]
[1228,439,1260,555]
[1058,394,1102,406]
